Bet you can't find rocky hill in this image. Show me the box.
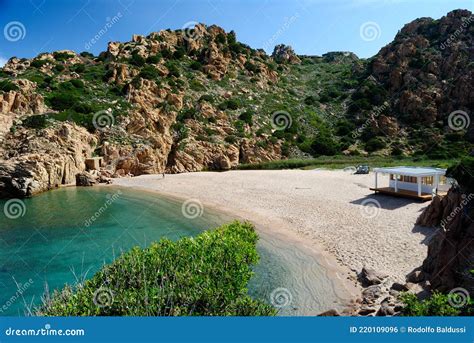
[415,156,474,295]
[0,9,472,197]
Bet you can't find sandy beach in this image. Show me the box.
[112,169,435,286]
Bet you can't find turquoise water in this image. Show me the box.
[0,187,346,316]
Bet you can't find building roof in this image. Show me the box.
[373,166,446,177]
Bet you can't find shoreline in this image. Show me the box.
[106,181,361,314]
[110,170,432,284]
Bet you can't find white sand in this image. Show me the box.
[112,169,435,284]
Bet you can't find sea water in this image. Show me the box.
[0,187,346,316]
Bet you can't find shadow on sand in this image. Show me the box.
[350,193,424,210]
[412,224,441,246]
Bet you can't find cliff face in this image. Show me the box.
[369,9,473,124]
[416,158,474,293]
[0,10,473,197]
[348,9,473,158]
[0,123,97,197]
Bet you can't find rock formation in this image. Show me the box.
[271,44,301,64]
[416,186,474,293]
[0,11,472,198]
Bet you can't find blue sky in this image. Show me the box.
[0,0,472,66]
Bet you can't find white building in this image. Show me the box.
[371,166,448,201]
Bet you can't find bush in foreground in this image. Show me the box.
[400,292,473,316]
[37,221,276,316]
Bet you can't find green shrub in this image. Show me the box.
[53,51,74,61]
[190,79,205,91]
[351,81,387,107]
[225,135,238,144]
[304,95,319,106]
[244,61,261,74]
[80,52,94,58]
[239,111,253,126]
[219,99,241,111]
[335,120,355,136]
[37,221,275,316]
[0,80,19,92]
[176,108,197,121]
[199,94,214,103]
[69,79,84,88]
[310,134,338,156]
[161,49,173,59]
[189,60,202,71]
[47,92,80,111]
[30,59,49,68]
[215,33,226,44]
[365,137,386,152]
[173,47,186,59]
[53,64,65,72]
[138,65,160,80]
[165,61,180,78]
[400,292,472,316]
[129,52,146,67]
[71,64,86,73]
[146,54,162,64]
[22,115,48,129]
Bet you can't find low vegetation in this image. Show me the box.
[401,292,473,316]
[37,221,276,316]
[237,156,456,171]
